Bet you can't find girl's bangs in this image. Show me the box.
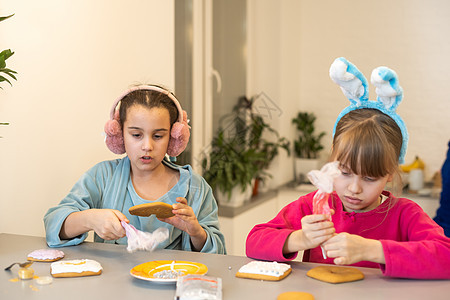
[333,129,391,178]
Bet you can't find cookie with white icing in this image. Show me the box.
[27,249,65,262]
[51,259,102,278]
[235,261,292,281]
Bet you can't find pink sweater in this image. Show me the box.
[246,191,450,279]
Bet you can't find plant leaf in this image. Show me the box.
[1,68,17,74]
[0,49,15,61]
[0,14,14,22]
[0,75,12,85]
[0,69,17,80]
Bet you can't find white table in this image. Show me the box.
[1,233,449,299]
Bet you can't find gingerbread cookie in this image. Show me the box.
[235,261,291,281]
[306,266,364,283]
[129,202,174,218]
[27,249,65,262]
[277,292,315,300]
[50,259,102,278]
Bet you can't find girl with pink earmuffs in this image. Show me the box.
[44,85,226,254]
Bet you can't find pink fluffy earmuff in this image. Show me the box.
[104,85,191,157]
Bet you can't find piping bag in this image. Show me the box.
[121,221,169,253]
[307,161,340,259]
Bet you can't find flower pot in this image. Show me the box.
[294,158,320,183]
[253,177,271,195]
[252,178,260,197]
[216,184,253,207]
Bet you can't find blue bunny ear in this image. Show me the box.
[371,66,403,111]
[331,58,409,164]
[329,57,369,105]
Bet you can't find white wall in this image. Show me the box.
[247,1,299,188]
[0,1,174,237]
[248,0,450,186]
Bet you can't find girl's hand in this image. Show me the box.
[159,197,207,251]
[322,232,385,265]
[87,209,129,240]
[300,212,336,249]
[283,212,335,255]
[60,209,129,241]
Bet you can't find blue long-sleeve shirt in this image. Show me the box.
[44,157,226,254]
[434,141,450,237]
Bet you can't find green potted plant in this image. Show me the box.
[202,129,263,207]
[0,14,17,89]
[202,95,290,206]
[291,112,325,183]
[1,14,17,137]
[241,97,290,195]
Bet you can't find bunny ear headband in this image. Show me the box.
[330,57,408,164]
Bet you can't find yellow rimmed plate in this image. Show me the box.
[130,260,208,283]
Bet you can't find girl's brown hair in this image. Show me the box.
[118,88,179,129]
[331,109,403,193]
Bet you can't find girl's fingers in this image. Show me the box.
[173,199,190,211]
[322,236,340,247]
[322,227,336,236]
[173,214,191,222]
[108,210,127,236]
[176,197,188,204]
[173,206,190,215]
[305,222,334,234]
[173,203,187,210]
[112,210,129,223]
[310,232,335,244]
[306,214,330,223]
[324,244,346,258]
[312,236,330,245]
[158,217,172,225]
[333,257,346,265]
[173,201,195,218]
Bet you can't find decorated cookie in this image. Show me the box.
[277,291,315,300]
[129,202,175,218]
[235,261,291,281]
[306,266,364,284]
[50,259,102,278]
[27,249,65,262]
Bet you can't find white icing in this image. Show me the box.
[28,249,64,260]
[238,261,291,277]
[51,259,102,274]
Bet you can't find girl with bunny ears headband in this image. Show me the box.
[329,57,408,195]
[246,58,450,279]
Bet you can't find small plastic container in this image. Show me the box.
[409,169,424,191]
[18,267,34,280]
[175,275,222,300]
